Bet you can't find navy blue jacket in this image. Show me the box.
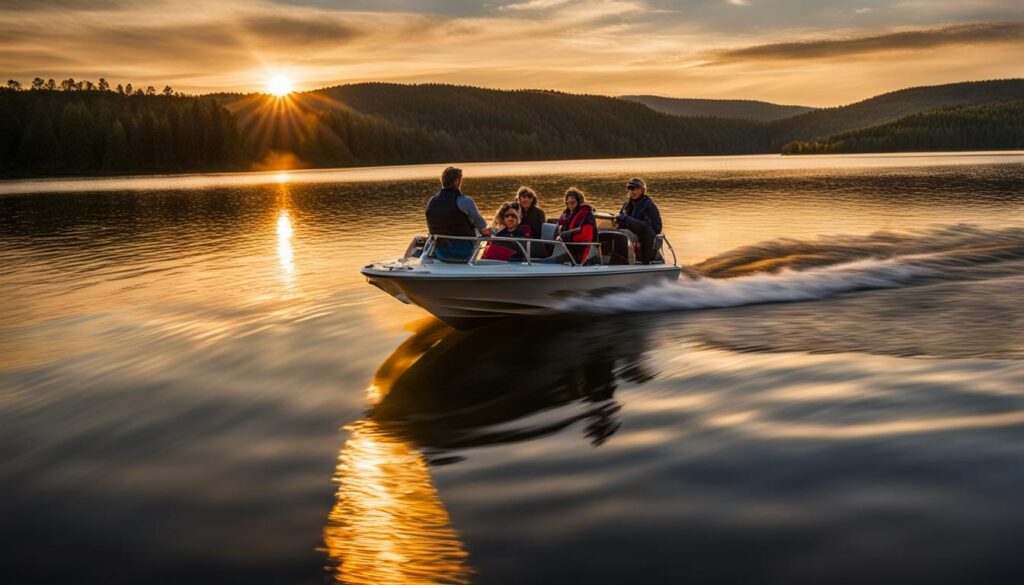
[425,188,476,237]
[617,195,662,235]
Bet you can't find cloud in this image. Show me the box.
[1,0,1023,106]
[708,21,1024,63]
[238,14,365,46]
[727,0,750,6]
[500,0,572,10]
[0,0,124,9]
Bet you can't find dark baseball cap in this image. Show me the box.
[627,178,646,189]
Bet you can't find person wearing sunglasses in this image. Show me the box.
[482,206,530,261]
[490,201,532,236]
[614,178,663,264]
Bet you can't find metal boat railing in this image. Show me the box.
[663,234,678,266]
[421,233,677,267]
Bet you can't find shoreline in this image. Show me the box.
[2,150,1024,196]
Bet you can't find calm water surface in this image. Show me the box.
[3,153,1024,583]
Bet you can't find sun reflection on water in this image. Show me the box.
[276,208,294,280]
[324,419,471,584]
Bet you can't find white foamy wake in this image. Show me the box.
[566,258,941,315]
[561,225,1024,315]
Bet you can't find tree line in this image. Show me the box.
[782,101,1024,154]
[1,80,245,176]
[4,78,1023,178]
[7,77,183,96]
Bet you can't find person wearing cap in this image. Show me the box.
[425,166,493,262]
[615,178,663,264]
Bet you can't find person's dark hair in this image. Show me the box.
[564,187,586,206]
[441,166,463,188]
[517,186,539,206]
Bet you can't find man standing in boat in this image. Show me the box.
[615,177,663,264]
[425,166,492,262]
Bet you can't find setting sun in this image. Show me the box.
[267,75,292,97]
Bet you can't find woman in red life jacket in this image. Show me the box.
[556,187,597,264]
[482,206,531,261]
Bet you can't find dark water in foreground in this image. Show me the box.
[2,153,1024,583]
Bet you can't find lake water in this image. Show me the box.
[3,152,1024,584]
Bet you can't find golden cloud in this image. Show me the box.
[707,21,1024,64]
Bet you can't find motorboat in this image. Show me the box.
[361,221,685,329]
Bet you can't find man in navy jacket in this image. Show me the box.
[615,177,663,264]
[425,166,492,261]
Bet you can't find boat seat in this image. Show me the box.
[535,222,599,265]
[541,222,558,241]
[599,230,636,265]
[525,223,559,261]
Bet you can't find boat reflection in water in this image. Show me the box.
[324,317,655,583]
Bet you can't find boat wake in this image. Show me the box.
[571,225,1024,314]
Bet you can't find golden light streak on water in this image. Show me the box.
[277,208,295,280]
[324,419,471,584]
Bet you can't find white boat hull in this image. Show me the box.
[362,261,682,329]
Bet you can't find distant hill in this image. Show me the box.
[782,101,1024,155]
[4,78,1024,178]
[620,95,814,122]
[769,79,1024,148]
[224,83,767,168]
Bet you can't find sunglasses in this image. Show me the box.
[626,186,640,191]
[504,214,519,219]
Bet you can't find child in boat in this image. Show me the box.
[482,206,531,261]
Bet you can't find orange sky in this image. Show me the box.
[1,0,1022,106]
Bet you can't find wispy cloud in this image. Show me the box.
[708,21,1024,63]
[0,0,1022,106]
[500,0,572,10]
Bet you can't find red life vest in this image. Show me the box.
[558,205,597,263]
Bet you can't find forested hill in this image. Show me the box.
[620,95,813,122]
[0,87,245,177]
[230,79,1024,165]
[769,79,1024,148]
[4,78,1024,178]
[782,101,1024,155]
[225,84,768,168]
[314,84,770,158]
